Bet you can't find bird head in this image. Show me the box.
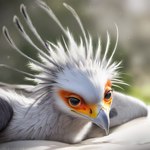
[2,1,123,135]
[53,61,113,134]
[35,24,120,134]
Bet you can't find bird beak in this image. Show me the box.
[91,108,110,135]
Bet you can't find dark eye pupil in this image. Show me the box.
[69,97,80,106]
[105,91,112,99]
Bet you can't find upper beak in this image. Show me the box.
[92,108,110,135]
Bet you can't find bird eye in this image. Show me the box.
[104,90,112,100]
[68,97,81,107]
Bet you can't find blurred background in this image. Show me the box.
[0,0,150,103]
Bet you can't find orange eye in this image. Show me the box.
[68,97,81,107]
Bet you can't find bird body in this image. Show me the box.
[0,1,148,144]
[0,87,92,143]
[0,86,147,143]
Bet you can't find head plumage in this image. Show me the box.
[1,1,126,94]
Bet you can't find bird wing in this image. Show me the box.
[0,97,13,132]
[0,82,34,132]
[110,91,148,127]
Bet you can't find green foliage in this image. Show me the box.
[128,86,150,104]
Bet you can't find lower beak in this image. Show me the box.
[92,108,110,135]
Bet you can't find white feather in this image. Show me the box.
[0,1,133,144]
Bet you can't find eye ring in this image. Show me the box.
[104,90,112,100]
[68,97,81,107]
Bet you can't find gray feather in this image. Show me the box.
[0,98,13,131]
[110,92,148,127]
[0,1,148,144]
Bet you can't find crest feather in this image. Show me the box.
[1,1,126,90]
